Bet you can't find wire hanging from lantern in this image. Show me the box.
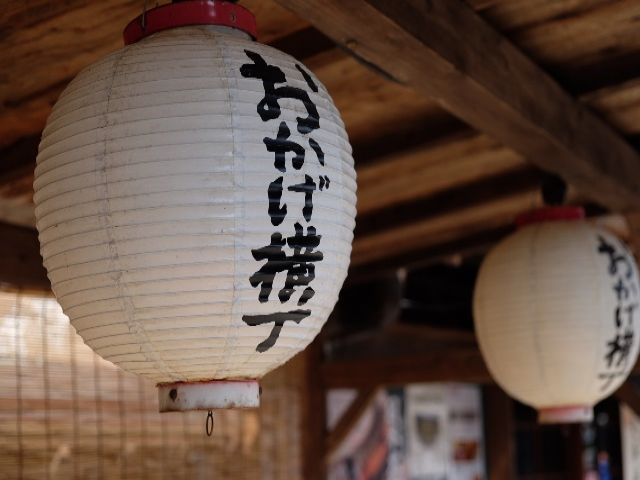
[206,410,214,437]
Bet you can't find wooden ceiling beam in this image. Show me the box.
[350,211,632,283]
[356,167,541,238]
[273,0,640,211]
[322,348,492,388]
[356,131,528,215]
[348,226,510,281]
[323,334,640,390]
[352,167,545,266]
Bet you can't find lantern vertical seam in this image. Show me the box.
[101,44,179,381]
[215,28,238,380]
[529,225,551,405]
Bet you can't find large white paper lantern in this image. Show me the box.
[474,207,640,423]
[33,1,356,411]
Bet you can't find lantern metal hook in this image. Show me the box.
[205,410,214,436]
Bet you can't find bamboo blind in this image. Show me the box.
[0,291,304,480]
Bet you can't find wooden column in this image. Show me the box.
[483,385,515,480]
[302,338,327,480]
[565,424,585,480]
[616,380,640,417]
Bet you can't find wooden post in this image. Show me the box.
[565,424,585,480]
[302,337,327,480]
[483,385,515,480]
[615,380,640,417]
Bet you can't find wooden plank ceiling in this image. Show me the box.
[2,0,640,288]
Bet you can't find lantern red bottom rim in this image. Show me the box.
[157,379,260,412]
[538,405,593,424]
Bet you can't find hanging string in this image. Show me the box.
[205,410,214,436]
[141,0,148,30]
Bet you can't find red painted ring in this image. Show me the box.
[515,206,585,228]
[123,1,257,45]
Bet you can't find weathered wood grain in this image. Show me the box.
[357,134,526,215]
[466,0,609,32]
[352,168,546,266]
[585,78,640,137]
[322,348,492,388]
[274,0,640,211]
[467,0,640,93]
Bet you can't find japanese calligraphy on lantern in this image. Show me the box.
[597,235,640,391]
[240,50,329,353]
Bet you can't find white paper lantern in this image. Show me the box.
[33,1,356,411]
[474,208,640,423]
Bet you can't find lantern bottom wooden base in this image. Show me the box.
[157,380,260,412]
[538,405,593,424]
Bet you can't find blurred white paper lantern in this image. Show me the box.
[33,1,356,411]
[474,207,640,423]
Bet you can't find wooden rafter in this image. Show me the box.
[483,386,515,480]
[301,338,328,480]
[323,331,640,391]
[322,348,492,389]
[273,0,640,211]
[352,166,543,266]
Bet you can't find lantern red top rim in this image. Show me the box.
[515,206,585,228]
[123,1,257,46]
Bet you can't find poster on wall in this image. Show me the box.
[445,385,485,480]
[405,385,449,479]
[327,384,485,480]
[405,384,485,480]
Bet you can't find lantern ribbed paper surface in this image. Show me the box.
[34,25,356,390]
[474,219,640,422]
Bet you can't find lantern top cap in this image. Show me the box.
[515,206,585,228]
[123,1,257,46]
